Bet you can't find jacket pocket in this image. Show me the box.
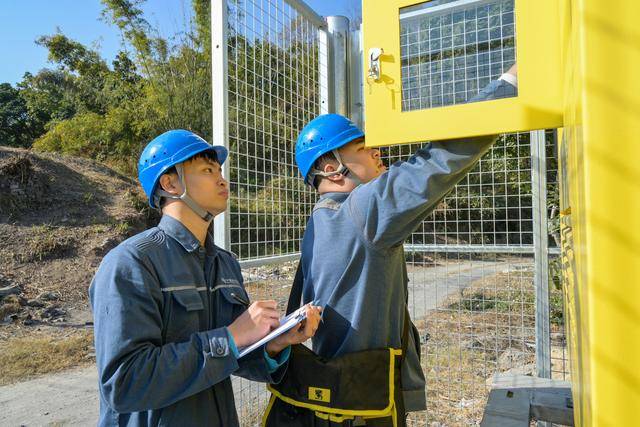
[164,287,205,343]
[215,285,250,327]
[173,288,205,311]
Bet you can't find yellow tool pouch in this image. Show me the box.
[262,344,405,427]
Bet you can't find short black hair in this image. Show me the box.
[163,150,219,177]
[311,151,338,189]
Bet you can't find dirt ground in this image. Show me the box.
[0,146,158,384]
[407,268,568,426]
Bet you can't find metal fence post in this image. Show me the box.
[349,24,364,129]
[318,27,330,115]
[212,0,230,251]
[531,130,551,380]
[326,16,350,116]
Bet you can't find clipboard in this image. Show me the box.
[237,302,315,358]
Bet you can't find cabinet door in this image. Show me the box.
[363,0,563,147]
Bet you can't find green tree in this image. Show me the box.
[27,1,213,174]
[36,33,111,115]
[100,0,212,140]
[0,83,31,147]
[28,35,155,172]
[18,70,77,137]
[102,51,143,109]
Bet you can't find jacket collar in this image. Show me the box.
[158,215,216,254]
[318,191,350,203]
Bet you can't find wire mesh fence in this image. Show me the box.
[380,131,569,426]
[217,1,569,425]
[400,0,517,111]
[226,0,323,261]
[222,1,325,422]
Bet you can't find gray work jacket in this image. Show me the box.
[90,215,287,426]
[301,78,516,411]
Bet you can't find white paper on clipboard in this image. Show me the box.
[237,302,314,358]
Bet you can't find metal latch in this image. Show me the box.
[368,48,384,81]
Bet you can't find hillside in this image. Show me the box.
[0,145,158,358]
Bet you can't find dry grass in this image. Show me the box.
[0,329,94,386]
[407,270,568,426]
[242,263,569,426]
[245,280,292,312]
[26,225,77,261]
[243,261,297,312]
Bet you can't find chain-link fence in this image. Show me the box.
[213,1,569,425]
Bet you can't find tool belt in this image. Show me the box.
[262,262,410,427]
[262,344,404,426]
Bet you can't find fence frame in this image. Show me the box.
[531,129,551,380]
[211,1,563,424]
[211,0,231,251]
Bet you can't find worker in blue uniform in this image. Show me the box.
[90,129,322,426]
[292,66,517,425]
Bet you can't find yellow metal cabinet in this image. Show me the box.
[363,0,640,425]
[559,0,640,425]
[363,0,564,147]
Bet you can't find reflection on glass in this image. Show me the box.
[400,0,517,111]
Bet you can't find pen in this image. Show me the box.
[230,292,250,307]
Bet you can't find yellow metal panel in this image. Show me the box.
[561,0,640,425]
[363,0,564,147]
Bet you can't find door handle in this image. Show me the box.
[368,47,384,81]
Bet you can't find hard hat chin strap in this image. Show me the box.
[308,149,362,187]
[156,163,214,222]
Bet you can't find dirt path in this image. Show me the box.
[0,366,277,426]
[0,365,98,426]
[407,259,532,317]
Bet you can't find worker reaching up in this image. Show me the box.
[264,64,517,427]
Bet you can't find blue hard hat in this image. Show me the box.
[295,114,364,185]
[138,129,228,208]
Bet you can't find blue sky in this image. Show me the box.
[0,0,361,86]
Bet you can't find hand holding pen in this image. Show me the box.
[227,297,280,348]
